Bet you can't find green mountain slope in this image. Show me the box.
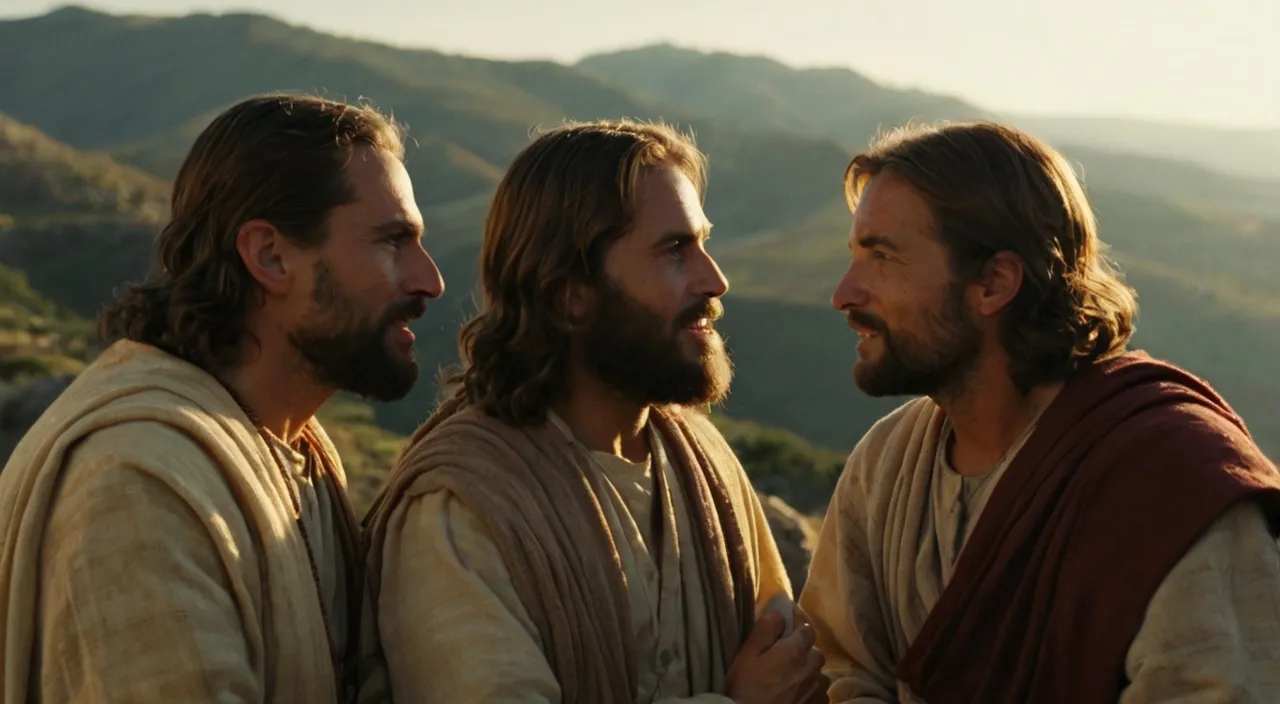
[714,190,1280,455]
[0,261,95,383]
[2,7,1276,461]
[579,44,1280,220]
[0,7,847,245]
[0,109,164,317]
[0,110,169,220]
[0,260,843,517]
[578,44,992,146]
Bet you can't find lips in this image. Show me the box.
[846,312,885,337]
[677,299,723,330]
[385,296,428,330]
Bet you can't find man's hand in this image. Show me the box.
[725,607,828,704]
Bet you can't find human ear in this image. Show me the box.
[974,251,1024,318]
[569,277,595,318]
[234,219,294,297]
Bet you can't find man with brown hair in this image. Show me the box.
[0,92,445,702]
[360,120,826,704]
[799,121,1280,703]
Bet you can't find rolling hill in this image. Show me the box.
[579,44,1280,221]
[577,43,993,145]
[715,189,1280,454]
[0,109,167,316]
[0,261,844,520]
[0,6,849,245]
[1,5,1277,461]
[0,111,169,220]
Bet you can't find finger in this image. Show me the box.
[791,622,817,653]
[790,667,831,703]
[805,645,826,674]
[743,608,784,654]
[797,674,829,704]
[768,621,817,663]
[792,603,815,630]
[804,683,831,704]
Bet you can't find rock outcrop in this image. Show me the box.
[757,491,820,593]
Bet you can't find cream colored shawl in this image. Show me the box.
[361,396,761,703]
[0,340,342,702]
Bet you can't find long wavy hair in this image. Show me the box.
[448,119,708,425]
[845,121,1138,391]
[97,93,405,373]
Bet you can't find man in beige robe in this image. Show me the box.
[799,121,1280,703]
[360,120,827,704]
[0,92,446,702]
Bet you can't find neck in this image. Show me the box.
[221,337,332,446]
[934,352,1063,478]
[552,363,651,463]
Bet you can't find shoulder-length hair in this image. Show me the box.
[97,93,404,373]
[845,121,1138,390]
[450,119,707,425]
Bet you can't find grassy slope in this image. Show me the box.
[579,45,1280,221]
[1,245,841,519]
[0,8,849,247]
[714,190,1280,456]
[0,110,170,220]
[2,7,1277,460]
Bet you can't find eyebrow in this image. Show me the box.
[651,223,713,251]
[373,219,424,238]
[850,233,902,253]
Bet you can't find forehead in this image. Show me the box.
[628,164,708,240]
[851,171,938,245]
[332,145,422,231]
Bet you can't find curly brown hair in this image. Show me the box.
[448,119,708,425]
[97,92,405,372]
[845,121,1138,391]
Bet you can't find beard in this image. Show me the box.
[580,281,733,407]
[847,279,982,399]
[288,259,426,402]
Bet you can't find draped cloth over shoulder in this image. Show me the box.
[360,396,761,703]
[0,340,354,702]
[896,352,1280,703]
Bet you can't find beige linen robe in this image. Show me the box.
[800,397,1280,703]
[0,340,355,702]
[361,409,792,703]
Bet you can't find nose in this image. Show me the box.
[695,248,730,299]
[405,243,446,300]
[831,262,868,313]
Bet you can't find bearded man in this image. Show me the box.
[360,120,826,704]
[799,121,1280,703]
[0,93,445,702]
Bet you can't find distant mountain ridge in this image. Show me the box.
[1,6,1277,459]
[1013,114,1280,181]
[577,43,994,144]
[578,43,1280,221]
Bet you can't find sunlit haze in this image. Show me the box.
[4,0,1277,129]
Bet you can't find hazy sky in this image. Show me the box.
[5,0,1278,129]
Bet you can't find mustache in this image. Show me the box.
[846,310,886,334]
[381,295,429,326]
[675,298,724,327]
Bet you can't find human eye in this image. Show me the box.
[667,236,694,260]
[380,231,414,250]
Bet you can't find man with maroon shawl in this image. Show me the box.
[799,121,1280,703]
